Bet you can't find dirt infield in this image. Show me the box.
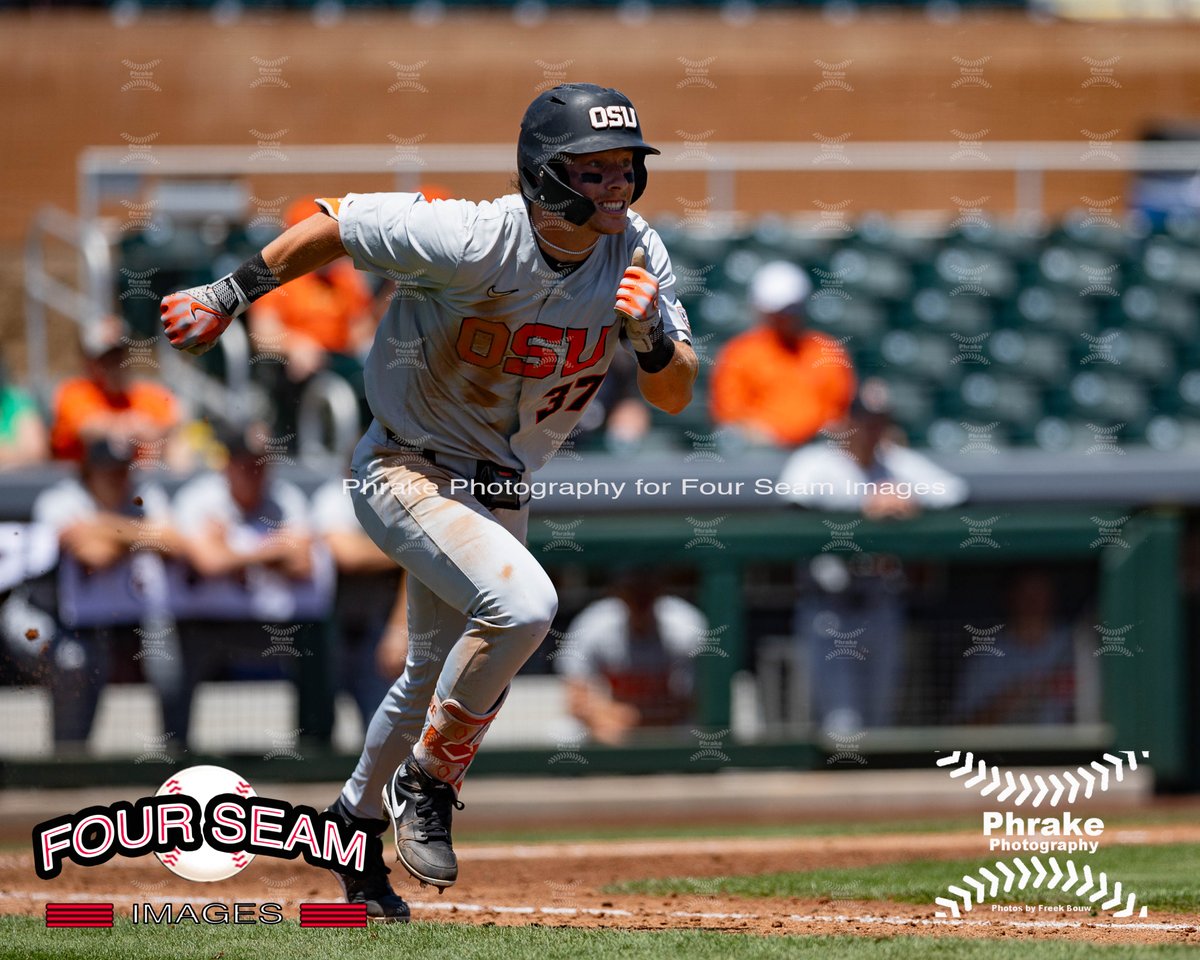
[4,823,1197,945]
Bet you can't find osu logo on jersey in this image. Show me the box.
[454,317,617,422]
[455,317,615,380]
[588,105,638,130]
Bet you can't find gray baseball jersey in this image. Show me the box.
[321,192,691,473]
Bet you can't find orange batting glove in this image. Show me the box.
[160,276,248,356]
[614,247,661,353]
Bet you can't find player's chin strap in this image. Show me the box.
[521,163,596,227]
[412,687,510,791]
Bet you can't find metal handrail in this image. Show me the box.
[23,204,259,424]
[296,371,360,470]
[78,140,1200,219]
[23,206,113,406]
[154,323,266,426]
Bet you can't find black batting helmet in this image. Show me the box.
[518,83,660,226]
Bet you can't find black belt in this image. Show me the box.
[383,428,523,511]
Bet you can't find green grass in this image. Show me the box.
[614,842,1200,913]
[1,919,1196,960]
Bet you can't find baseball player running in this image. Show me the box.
[160,83,696,921]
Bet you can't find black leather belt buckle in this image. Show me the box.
[474,460,522,511]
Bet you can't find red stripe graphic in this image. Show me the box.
[300,903,367,927]
[45,903,114,928]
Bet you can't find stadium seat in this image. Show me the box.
[1066,371,1150,426]
[1031,416,1134,454]
[879,330,957,381]
[1037,243,1125,298]
[1119,285,1198,341]
[748,217,836,263]
[925,417,1013,454]
[903,287,993,337]
[805,290,888,344]
[1009,286,1097,337]
[986,329,1070,384]
[1084,328,1177,385]
[956,372,1043,429]
[1143,236,1200,294]
[1055,211,1141,257]
[822,247,913,302]
[933,246,1018,299]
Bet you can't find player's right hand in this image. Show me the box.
[160,283,237,355]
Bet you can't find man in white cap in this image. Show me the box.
[710,261,855,446]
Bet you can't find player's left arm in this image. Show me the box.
[616,240,698,415]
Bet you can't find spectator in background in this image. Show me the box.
[710,261,855,447]
[778,378,969,517]
[0,355,48,469]
[779,380,967,733]
[50,316,181,467]
[311,475,408,730]
[170,422,334,748]
[556,570,706,746]
[31,437,185,749]
[249,200,375,445]
[951,570,1078,726]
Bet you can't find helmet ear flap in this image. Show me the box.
[535,162,596,226]
[630,153,649,204]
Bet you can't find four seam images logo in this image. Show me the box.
[45,903,113,928]
[33,764,380,928]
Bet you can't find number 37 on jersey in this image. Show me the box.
[454,316,618,423]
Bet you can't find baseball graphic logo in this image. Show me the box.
[155,765,255,881]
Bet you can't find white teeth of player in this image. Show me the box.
[601,202,624,212]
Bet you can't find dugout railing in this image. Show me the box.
[0,504,1186,790]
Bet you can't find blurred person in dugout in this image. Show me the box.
[30,436,187,750]
[951,569,1088,726]
[779,379,968,733]
[555,569,707,746]
[248,200,376,446]
[0,351,48,469]
[170,422,335,748]
[50,316,183,468]
[310,473,409,730]
[710,260,856,447]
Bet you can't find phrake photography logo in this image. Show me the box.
[931,750,1151,919]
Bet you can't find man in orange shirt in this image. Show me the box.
[710,261,855,446]
[249,200,375,446]
[50,317,180,464]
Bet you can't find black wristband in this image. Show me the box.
[232,253,282,303]
[635,332,676,374]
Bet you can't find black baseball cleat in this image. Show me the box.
[382,761,464,888]
[323,797,411,922]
